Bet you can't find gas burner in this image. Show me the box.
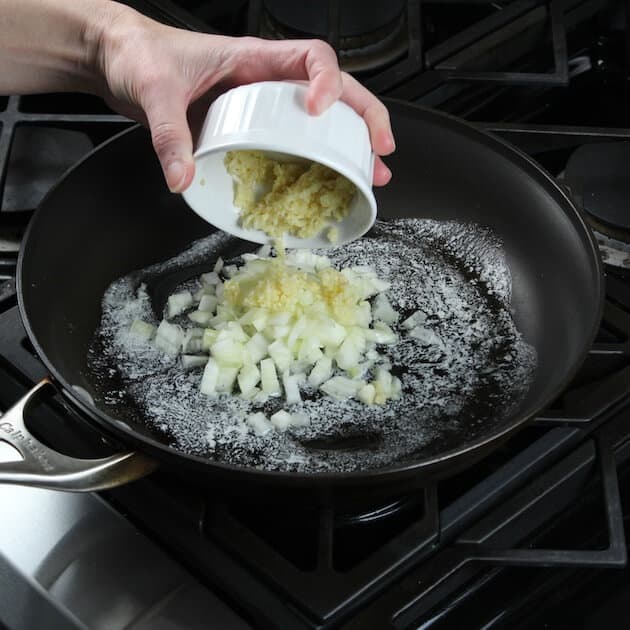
[564,141,630,269]
[259,0,408,73]
[590,229,630,270]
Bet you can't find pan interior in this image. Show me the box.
[87,217,537,473]
[18,104,602,479]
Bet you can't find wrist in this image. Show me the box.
[85,1,146,95]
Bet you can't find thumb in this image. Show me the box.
[144,95,194,193]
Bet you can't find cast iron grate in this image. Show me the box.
[349,421,630,629]
[130,0,607,99]
[0,96,129,220]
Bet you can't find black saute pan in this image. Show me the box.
[0,102,603,503]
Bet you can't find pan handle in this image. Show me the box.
[0,378,157,491]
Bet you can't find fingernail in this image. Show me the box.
[166,161,187,193]
[306,95,322,116]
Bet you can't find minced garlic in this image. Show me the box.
[223,258,361,325]
[224,150,356,239]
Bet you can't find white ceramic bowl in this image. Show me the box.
[182,81,376,249]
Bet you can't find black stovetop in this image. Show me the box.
[2,1,630,629]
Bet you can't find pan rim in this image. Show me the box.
[17,102,605,485]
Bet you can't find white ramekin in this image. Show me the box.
[182,81,376,249]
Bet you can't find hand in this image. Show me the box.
[97,11,395,193]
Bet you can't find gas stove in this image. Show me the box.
[2,1,630,629]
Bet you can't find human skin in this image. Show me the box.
[0,0,395,192]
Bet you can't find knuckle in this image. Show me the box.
[137,70,163,96]
[237,36,271,65]
[309,38,336,59]
[151,121,180,153]
[368,100,389,120]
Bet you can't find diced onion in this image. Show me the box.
[201,271,221,285]
[171,247,406,408]
[155,320,184,357]
[357,383,376,405]
[269,312,292,326]
[260,358,281,396]
[182,355,208,370]
[286,316,306,349]
[290,412,310,427]
[238,363,260,395]
[239,308,268,331]
[270,410,292,431]
[402,310,427,329]
[216,366,239,393]
[182,328,204,354]
[354,301,373,328]
[188,311,213,325]
[247,412,273,436]
[282,372,302,404]
[253,390,269,405]
[366,322,398,345]
[319,320,346,347]
[286,250,331,272]
[194,285,215,302]
[335,337,362,371]
[308,356,333,388]
[409,326,442,346]
[224,321,249,343]
[200,358,220,395]
[320,376,364,400]
[268,340,292,372]
[210,339,244,368]
[198,295,218,313]
[202,329,219,351]
[372,294,399,324]
[370,278,391,293]
[268,324,291,339]
[297,335,322,362]
[130,319,155,341]
[239,386,261,401]
[245,332,269,364]
[167,291,193,319]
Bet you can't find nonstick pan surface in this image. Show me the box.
[16,102,604,492]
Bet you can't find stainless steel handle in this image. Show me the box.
[0,378,157,491]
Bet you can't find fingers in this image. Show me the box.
[143,90,194,193]
[301,40,343,115]
[230,38,343,115]
[373,156,392,187]
[230,40,393,149]
[340,72,395,157]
